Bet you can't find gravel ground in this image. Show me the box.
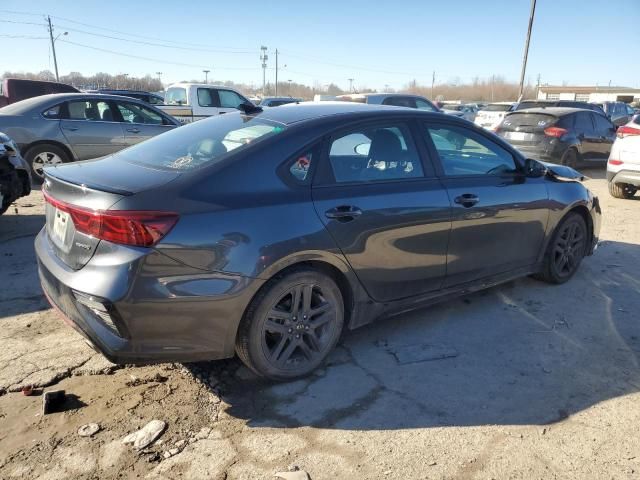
[0,169,638,480]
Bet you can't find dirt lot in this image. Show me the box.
[0,169,639,480]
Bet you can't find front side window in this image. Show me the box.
[116,115,286,171]
[328,124,423,183]
[426,125,517,176]
[67,100,115,122]
[382,97,416,108]
[218,90,245,108]
[116,102,164,125]
[416,98,438,111]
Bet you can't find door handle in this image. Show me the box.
[126,128,141,134]
[63,126,79,132]
[325,205,362,221]
[454,194,479,208]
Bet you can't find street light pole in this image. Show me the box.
[260,46,268,96]
[518,0,537,101]
[275,49,279,96]
[156,72,162,85]
[203,69,210,84]
[47,16,67,82]
[348,78,354,93]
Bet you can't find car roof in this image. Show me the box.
[509,107,596,116]
[0,92,158,114]
[248,101,441,125]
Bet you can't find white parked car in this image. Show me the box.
[474,102,516,131]
[607,117,640,198]
[159,83,252,123]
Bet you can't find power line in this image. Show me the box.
[0,34,47,39]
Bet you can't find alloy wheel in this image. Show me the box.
[32,152,63,178]
[552,220,586,278]
[260,283,337,370]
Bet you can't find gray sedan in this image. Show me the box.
[0,93,180,182]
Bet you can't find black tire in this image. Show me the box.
[560,148,578,168]
[236,268,344,381]
[534,212,588,284]
[24,144,70,185]
[608,181,637,199]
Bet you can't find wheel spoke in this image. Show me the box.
[301,284,313,315]
[268,336,288,362]
[276,339,298,367]
[290,285,302,315]
[310,312,332,329]
[298,339,315,360]
[309,302,332,318]
[305,331,322,352]
[264,319,289,334]
[268,308,290,321]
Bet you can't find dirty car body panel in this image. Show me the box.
[35,103,601,364]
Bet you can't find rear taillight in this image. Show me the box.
[43,190,178,247]
[608,159,624,166]
[544,127,568,138]
[617,125,640,138]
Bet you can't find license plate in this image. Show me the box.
[509,132,527,141]
[51,208,70,246]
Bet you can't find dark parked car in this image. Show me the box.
[36,103,601,380]
[496,107,616,167]
[85,89,165,105]
[592,101,636,127]
[515,99,605,114]
[0,93,180,182]
[0,78,79,108]
[335,93,441,111]
[0,132,31,214]
[259,97,302,107]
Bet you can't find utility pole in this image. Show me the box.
[431,71,435,99]
[156,72,162,84]
[260,46,268,96]
[518,0,537,101]
[47,16,60,81]
[275,49,279,96]
[491,74,495,101]
[203,69,210,83]
[348,78,354,93]
[536,73,541,99]
[288,79,292,95]
[384,84,389,92]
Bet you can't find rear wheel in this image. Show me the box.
[25,144,70,184]
[608,181,637,199]
[236,269,344,380]
[560,148,578,168]
[535,212,587,284]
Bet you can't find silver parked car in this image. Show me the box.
[0,93,180,182]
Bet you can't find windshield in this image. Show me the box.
[117,113,286,171]
[165,87,188,105]
[484,104,513,112]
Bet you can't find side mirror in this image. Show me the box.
[354,143,370,156]
[524,158,547,178]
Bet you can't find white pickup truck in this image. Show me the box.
[159,83,252,123]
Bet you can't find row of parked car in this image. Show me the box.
[0,77,638,215]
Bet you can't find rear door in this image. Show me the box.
[113,100,176,147]
[423,121,549,287]
[573,111,598,159]
[592,113,616,159]
[312,120,451,302]
[60,99,125,160]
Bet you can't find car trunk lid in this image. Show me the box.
[498,112,558,146]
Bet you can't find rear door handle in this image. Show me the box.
[63,126,79,132]
[126,127,141,133]
[454,194,479,208]
[325,205,362,221]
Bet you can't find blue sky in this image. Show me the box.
[1,0,638,90]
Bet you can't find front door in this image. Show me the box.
[113,100,176,147]
[312,121,451,302]
[60,99,125,160]
[423,121,549,287]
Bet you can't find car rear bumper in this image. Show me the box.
[35,228,265,364]
[607,169,640,187]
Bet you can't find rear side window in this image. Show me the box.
[573,112,594,133]
[165,87,187,105]
[197,88,219,107]
[42,104,64,119]
[426,124,517,176]
[328,124,423,183]
[593,114,613,132]
[115,114,286,171]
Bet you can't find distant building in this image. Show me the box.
[537,85,640,103]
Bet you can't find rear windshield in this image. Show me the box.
[116,113,286,171]
[483,104,512,112]
[501,113,557,130]
[514,101,550,110]
[337,96,366,104]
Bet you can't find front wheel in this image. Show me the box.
[608,181,637,199]
[534,212,587,284]
[236,269,344,380]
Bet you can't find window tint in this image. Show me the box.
[328,124,423,183]
[289,151,313,181]
[218,90,245,108]
[42,103,63,119]
[426,125,517,176]
[67,100,115,122]
[165,87,187,105]
[382,97,416,108]
[116,102,164,125]
[574,112,594,133]
[116,116,286,171]
[593,114,613,132]
[416,98,437,111]
[197,88,219,107]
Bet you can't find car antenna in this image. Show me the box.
[237,101,263,114]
